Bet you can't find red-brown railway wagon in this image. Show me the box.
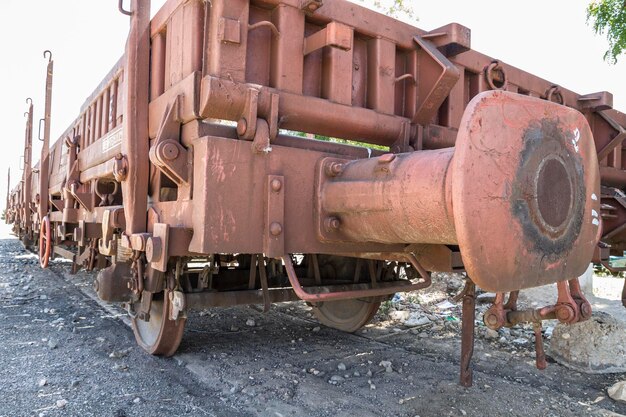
[6,0,626,385]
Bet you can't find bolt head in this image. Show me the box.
[146,237,162,263]
[270,179,282,192]
[325,162,344,177]
[580,302,592,319]
[269,222,283,236]
[556,305,575,323]
[162,142,179,160]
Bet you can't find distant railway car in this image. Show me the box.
[6,0,626,385]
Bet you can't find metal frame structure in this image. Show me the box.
[5,0,626,386]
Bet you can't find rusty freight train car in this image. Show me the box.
[6,0,626,385]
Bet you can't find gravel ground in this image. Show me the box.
[1,237,625,417]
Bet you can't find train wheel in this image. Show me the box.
[131,290,186,356]
[39,216,51,268]
[312,297,382,333]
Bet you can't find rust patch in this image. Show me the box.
[511,119,585,258]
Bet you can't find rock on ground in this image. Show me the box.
[549,312,626,374]
[608,381,626,404]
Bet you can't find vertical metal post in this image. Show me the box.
[460,279,476,387]
[122,0,151,236]
[39,51,53,222]
[23,100,34,235]
[533,322,547,370]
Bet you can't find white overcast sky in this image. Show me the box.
[1,0,625,205]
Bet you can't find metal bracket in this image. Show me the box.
[268,92,279,141]
[314,157,351,242]
[218,17,242,44]
[578,91,613,111]
[596,111,626,162]
[264,175,285,258]
[147,223,170,272]
[412,35,460,125]
[303,21,353,56]
[98,208,125,257]
[149,96,190,186]
[99,209,117,256]
[69,182,94,212]
[252,119,272,154]
[236,88,260,140]
[422,23,471,57]
[50,198,64,212]
[169,290,186,321]
[236,88,278,152]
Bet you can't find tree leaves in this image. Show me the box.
[587,0,626,63]
[359,0,416,20]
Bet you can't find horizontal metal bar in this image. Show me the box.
[185,288,299,309]
[200,75,413,146]
[53,245,75,261]
[80,159,116,184]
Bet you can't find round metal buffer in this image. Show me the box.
[452,91,600,292]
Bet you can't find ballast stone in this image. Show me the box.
[608,381,626,404]
[548,312,626,374]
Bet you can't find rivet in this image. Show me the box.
[269,222,282,236]
[324,216,341,231]
[270,178,282,192]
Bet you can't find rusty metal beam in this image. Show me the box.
[120,0,151,237]
[22,100,34,235]
[38,51,53,222]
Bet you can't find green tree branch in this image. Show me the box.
[587,0,626,63]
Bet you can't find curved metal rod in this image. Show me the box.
[395,73,416,84]
[485,60,508,91]
[26,97,33,105]
[43,50,52,62]
[118,0,132,16]
[281,253,431,302]
[24,112,29,117]
[248,21,280,38]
